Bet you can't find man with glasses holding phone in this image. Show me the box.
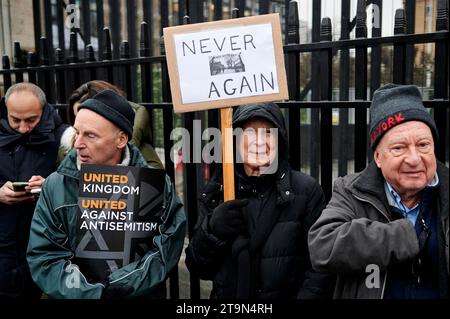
[0,83,68,298]
[308,84,448,299]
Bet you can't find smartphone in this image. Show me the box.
[12,182,29,192]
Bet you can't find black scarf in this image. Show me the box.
[0,101,61,147]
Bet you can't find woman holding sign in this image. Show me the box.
[185,102,335,299]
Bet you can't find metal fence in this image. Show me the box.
[0,0,449,299]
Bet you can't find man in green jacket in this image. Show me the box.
[26,89,186,299]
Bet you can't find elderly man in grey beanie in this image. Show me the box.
[26,89,186,299]
[308,83,448,299]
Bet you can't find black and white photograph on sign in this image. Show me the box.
[173,23,278,104]
[74,164,165,283]
[209,53,246,76]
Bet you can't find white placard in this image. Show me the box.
[174,23,278,104]
[163,14,288,113]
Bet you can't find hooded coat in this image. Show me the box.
[185,103,335,299]
[0,100,68,298]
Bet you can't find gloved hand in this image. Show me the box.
[101,282,134,299]
[208,198,249,240]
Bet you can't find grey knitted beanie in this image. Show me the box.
[369,83,438,150]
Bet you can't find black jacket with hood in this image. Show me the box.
[185,103,335,299]
[0,99,67,298]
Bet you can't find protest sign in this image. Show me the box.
[74,164,165,283]
[164,13,287,200]
[163,13,288,113]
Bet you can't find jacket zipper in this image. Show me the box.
[352,194,391,223]
[352,193,390,299]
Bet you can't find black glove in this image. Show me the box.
[101,282,134,299]
[208,198,249,240]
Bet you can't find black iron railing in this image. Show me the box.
[0,0,448,299]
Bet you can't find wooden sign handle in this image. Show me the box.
[220,107,235,201]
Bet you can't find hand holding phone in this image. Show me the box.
[0,182,34,205]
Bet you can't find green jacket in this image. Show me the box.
[128,102,164,170]
[26,145,186,299]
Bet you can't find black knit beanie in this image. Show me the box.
[369,83,438,150]
[77,89,135,139]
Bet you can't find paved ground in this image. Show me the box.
[169,237,212,299]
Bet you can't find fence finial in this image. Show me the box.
[13,42,23,68]
[69,32,79,63]
[356,0,367,38]
[103,27,112,61]
[320,17,332,42]
[85,44,96,62]
[140,22,150,57]
[436,0,449,31]
[394,9,406,34]
[287,1,299,44]
[2,55,10,70]
[160,36,165,55]
[55,48,64,64]
[27,52,37,67]
[120,41,130,59]
[39,37,49,66]
[2,55,12,90]
[26,52,37,84]
[232,8,239,19]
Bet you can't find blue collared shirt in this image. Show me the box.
[385,173,439,225]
